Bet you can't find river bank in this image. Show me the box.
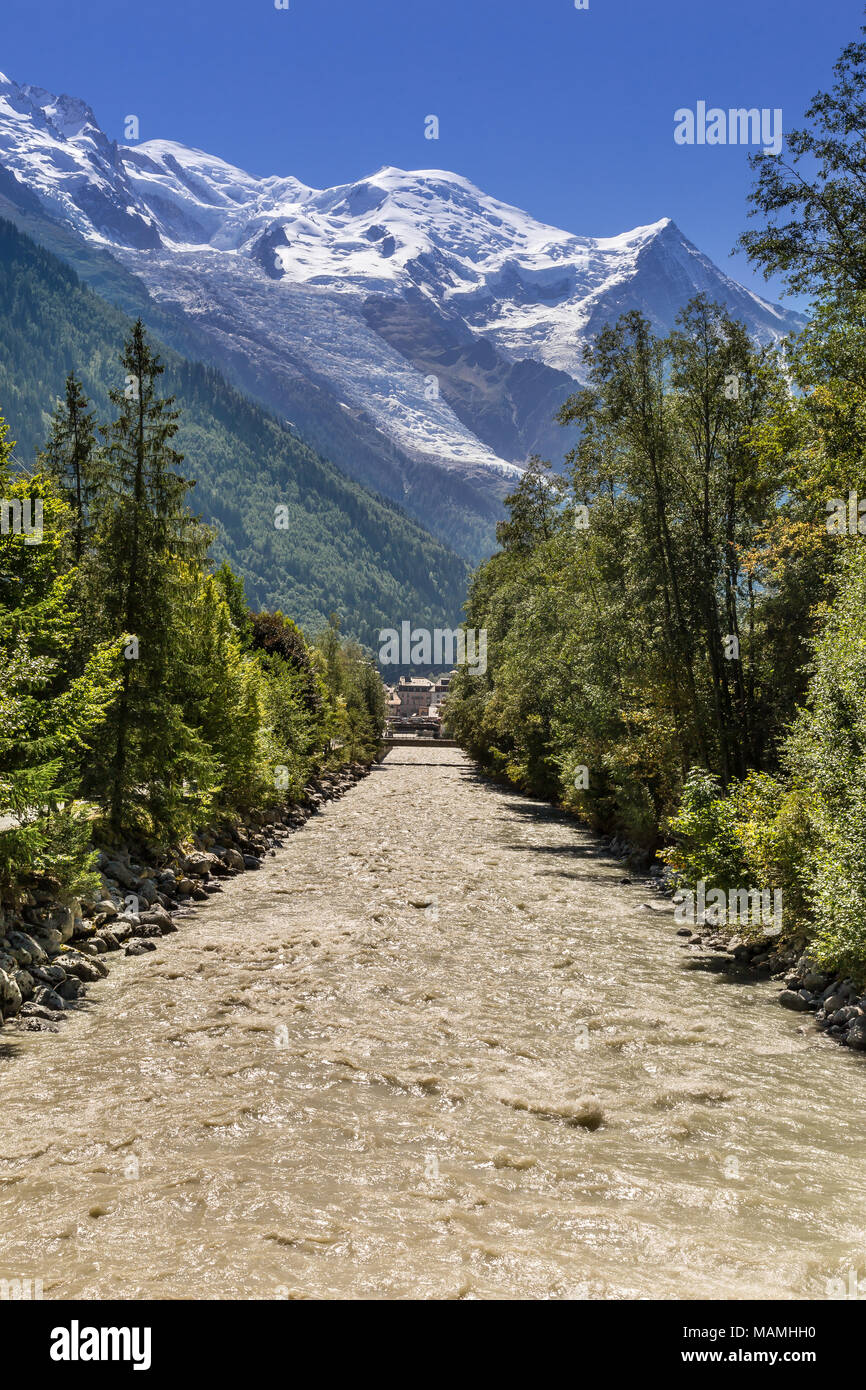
[0,762,372,1038]
[599,825,866,1056]
[480,772,866,1060]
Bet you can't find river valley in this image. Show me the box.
[1,746,865,1301]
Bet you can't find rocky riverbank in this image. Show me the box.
[597,830,866,1055]
[0,763,371,1037]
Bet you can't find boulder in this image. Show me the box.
[29,926,63,956]
[13,969,35,1003]
[802,971,829,992]
[19,1001,63,1023]
[137,906,174,932]
[6,929,47,967]
[32,985,64,1013]
[61,953,106,982]
[30,963,66,987]
[183,852,220,878]
[779,990,810,1012]
[135,922,164,939]
[103,860,139,890]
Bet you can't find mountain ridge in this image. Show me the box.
[0,73,807,560]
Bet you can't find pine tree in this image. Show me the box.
[37,373,99,563]
[87,321,210,838]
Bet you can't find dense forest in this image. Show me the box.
[0,318,385,903]
[446,31,866,979]
[0,217,469,648]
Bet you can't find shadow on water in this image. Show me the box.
[680,951,783,996]
[501,840,602,860]
[379,760,467,770]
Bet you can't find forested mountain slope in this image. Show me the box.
[0,217,469,644]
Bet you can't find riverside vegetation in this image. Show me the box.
[445,27,866,1045]
[0,319,385,1031]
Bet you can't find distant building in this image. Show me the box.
[387,673,455,721]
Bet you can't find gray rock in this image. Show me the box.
[29,926,63,955]
[20,1000,63,1021]
[32,985,64,1012]
[125,940,157,956]
[6,929,47,967]
[222,848,245,872]
[57,977,83,1001]
[831,1005,863,1026]
[779,990,810,1012]
[802,971,829,992]
[30,963,66,986]
[138,906,174,931]
[61,954,106,982]
[0,967,22,1018]
[13,969,35,1003]
[183,851,220,878]
[242,855,261,870]
[103,861,139,890]
[823,993,847,1014]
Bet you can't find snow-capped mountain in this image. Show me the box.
[0,74,804,557]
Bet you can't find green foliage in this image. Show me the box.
[662,769,813,940]
[312,618,386,764]
[0,416,121,895]
[784,550,866,974]
[661,769,747,888]
[447,298,797,849]
[0,311,388,896]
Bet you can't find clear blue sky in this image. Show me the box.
[4,0,862,305]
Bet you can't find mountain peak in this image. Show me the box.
[21,85,100,140]
[0,73,805,526]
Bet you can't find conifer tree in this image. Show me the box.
[88,321,210,838]
[37,373,99,564]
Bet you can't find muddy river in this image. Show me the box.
[1,747,864,1299]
